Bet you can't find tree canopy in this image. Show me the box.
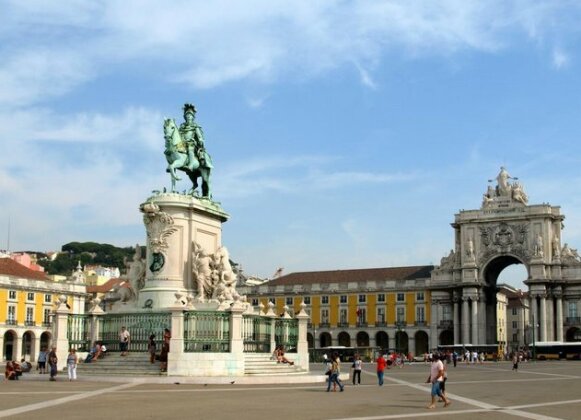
[38,242,141,276]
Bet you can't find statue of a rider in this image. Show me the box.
[179,103,213,172]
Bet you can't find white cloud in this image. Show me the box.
[552,48,570,69]
[2,1,580,99]
[0,50,93,108]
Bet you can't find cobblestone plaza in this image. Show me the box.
[2,361,580,419]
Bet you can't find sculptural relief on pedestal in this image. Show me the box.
[140,201,178,273]
[191,241,239,303]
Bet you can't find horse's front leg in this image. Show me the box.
[167,162,181,181]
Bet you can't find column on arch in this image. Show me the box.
[462,296,470,344]
[530,295,538,340]
[546,295,554,341]
[555,292,564,342]
[478,292,486,344]
[471,296,479,344]
[430,300,438,349]
[453,297,460,344]
[540,294,547,342]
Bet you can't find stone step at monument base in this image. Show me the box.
[244,354,306,376]
[75,352,166,376]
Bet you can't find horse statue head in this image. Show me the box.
[163,118,181,150]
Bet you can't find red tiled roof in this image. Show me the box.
[0,257,49,281]
[265,265,434,286]
[86,278,126,293]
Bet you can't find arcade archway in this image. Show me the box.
[3,330,16,361]
[338,332,351,347]
[415,330,429,356]
[376,331,389,349]
[356,331,369,347]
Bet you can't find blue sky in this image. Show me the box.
[1,1,581,289]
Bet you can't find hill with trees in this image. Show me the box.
[38,242,143,276]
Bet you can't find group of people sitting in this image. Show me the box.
[272,345,294,365]
[84,341,107,363]
[4,359,31,380]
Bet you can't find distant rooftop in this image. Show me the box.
[264,265,434,286]
[0,257,49,281]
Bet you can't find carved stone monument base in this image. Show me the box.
[137,193,229,310]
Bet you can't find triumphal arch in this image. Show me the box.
[430,167,581,347]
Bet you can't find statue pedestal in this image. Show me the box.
[137,193,229,310]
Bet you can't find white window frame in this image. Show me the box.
[396,306,405,323]
[416,306,425,322]
[339,308,347,324]
[7,305,16,322]
[321,309,329,324]
[377,307,386,323]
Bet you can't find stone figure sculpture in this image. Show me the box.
[191,242,239,302]
[561,243,581,262]
[126,244,146,300]
[482,167,529,208]
[533,234,544,258]
[163,103,213,198]
[439,249,455,269]
[496,166,512,197]
[213,246,239,301]
[553,235,560,258]
[512,181,528,204]
[192,242,213,300]
[465,238,475,260]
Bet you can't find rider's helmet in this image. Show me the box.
[183,103,197,117]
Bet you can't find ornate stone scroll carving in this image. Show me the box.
[140,201,177,273]
[479,222,530,262]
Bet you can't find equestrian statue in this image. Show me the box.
[164,103,213,198]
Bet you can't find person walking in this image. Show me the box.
[48,346,58,382]
[376,352,386,386]
[352,354,362,385]
[37,347,48,374]
[426,354,451,409]
[119,326,130,356]
[67,349,77,381]
[512,352,519,372]
[326,352,344,392]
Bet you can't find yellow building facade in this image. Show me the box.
[239,265,438,357]
[0,258,87,362]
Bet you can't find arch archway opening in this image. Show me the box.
[482,255,528,345]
